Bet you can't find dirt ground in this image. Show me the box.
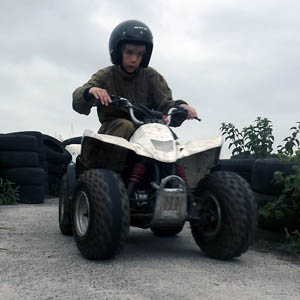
[0,198,299,300]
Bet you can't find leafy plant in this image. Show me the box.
[277,122,300,158]
[0,178,19,205]
[220,117,274,158]
[221,118,300,252]
[260,123,300,235]
[219,122,247,157]
[260,164,300,221]
[263,158,300,223]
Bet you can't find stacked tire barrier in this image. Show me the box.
[217,157,299,231]
[43,134,72,196]
[0,132,73,203]
[8,131,49,194]
[251,159,300,231]
[0,133,46,204]
[251,159,297,196]
[216,158,255,184]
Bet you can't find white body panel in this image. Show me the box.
[82,123,222,163]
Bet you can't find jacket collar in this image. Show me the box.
[117,65,140,80]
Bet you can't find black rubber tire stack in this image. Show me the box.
[0,134,46,204]
[251,159,298,196]
[42,134,72,196]
[8,131,49,194]
[251,158,300,231]
[215,158,255,184]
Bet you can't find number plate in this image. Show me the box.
[161,192,185,218]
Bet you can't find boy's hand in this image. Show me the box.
[89,87,111,106]
[180,104,198,120]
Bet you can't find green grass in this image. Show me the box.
[0,178,19,205]
[278,229,300,256]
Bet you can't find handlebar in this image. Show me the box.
[110,95,151,125]
[96,95,200,127]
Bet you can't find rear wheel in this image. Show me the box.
[59,174,72,235]
[190,171,256,260]
[72,169,130,260]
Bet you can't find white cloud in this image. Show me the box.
[0,0,300,157]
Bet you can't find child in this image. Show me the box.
[73,20,198,172]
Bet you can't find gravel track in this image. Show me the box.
[0,199,299,300]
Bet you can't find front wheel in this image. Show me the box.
[190,171,257,260]
[72,169,130,260]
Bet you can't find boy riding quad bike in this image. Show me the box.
[59,95,257,260]
[60,19,257,260]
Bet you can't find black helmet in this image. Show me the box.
[109,20,153,68]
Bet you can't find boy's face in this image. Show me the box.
[122,44,146,73]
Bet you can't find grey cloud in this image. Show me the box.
[0,0,300,156]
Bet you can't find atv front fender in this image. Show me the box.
[178,147,221,189]
[81,129,222,166]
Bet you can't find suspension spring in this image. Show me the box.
[129,163,146,184]
[176,165,188,182]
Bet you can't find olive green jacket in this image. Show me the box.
[72,65,187,124]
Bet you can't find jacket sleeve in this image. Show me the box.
[149,69,187,114]
[72,70,105,115]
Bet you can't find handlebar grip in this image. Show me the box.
[110,95,120,102]
[168,108,188,127]
[109,95,129,106]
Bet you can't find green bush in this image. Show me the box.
[260,163,300,221]
[262,124,300,223]
[0,178,19,205]
[259,124,300,255]
[277,122,300,157]
[221,119,300,253]
[220,117,274,158]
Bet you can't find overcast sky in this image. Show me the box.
[1,0,299,158]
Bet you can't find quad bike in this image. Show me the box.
[59,96,257,260]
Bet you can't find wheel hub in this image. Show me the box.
[199,194,222,239]
[75,191,90,236]
[59,182,66,222]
